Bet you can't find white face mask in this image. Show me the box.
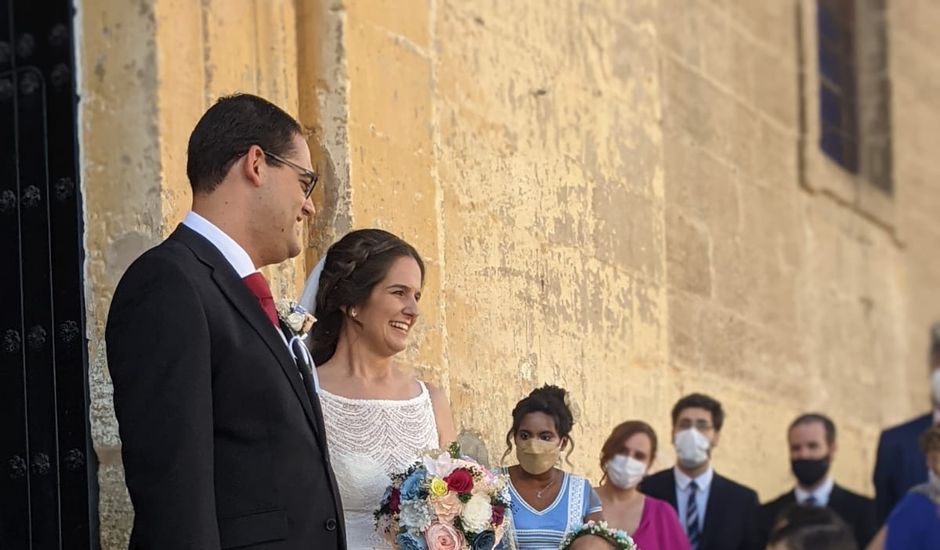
[674,428,711,469]
[605,454,648,489]
[931,369,940,404]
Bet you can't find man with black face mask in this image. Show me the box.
[758,414,876,548]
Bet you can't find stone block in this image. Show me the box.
[665,206,712,298]
[348,0,430,50]
[664,135,741,238]
[592,185,665,281]
[657,0,705,67]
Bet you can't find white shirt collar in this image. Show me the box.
[675,465,714,492]
[933,407,940,425]
[182,211,256,278]
[794,477,834,505]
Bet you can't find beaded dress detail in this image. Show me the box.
[319,381,439,549]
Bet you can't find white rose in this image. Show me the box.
[460,494,492,533]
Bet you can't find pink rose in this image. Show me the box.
[445,468,475,493]
[431,493,462,523]
[425,521,464,550]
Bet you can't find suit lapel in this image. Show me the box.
[701,473,723,548]
[665,468,679,510]
[171,225,321,436]
[828,484,847,514]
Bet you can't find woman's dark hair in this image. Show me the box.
[186,93,303,194]
[599,420,658,480]
[768,505,857,550]
[310,229,425,365]
[502,384,576,465]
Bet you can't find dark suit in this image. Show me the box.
[640,467,760,550]
[873,413,932,523]
[106,225,345,549]
[758,484,876,548]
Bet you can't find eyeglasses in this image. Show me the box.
[263,150,319,199]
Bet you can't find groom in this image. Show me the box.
[106,94,345,549]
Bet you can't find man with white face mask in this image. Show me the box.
[873,323,940,524]
[640,393,760,550]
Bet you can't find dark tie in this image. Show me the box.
[687,481,701,550]
[243,272,278,327]
[804,495,818,506]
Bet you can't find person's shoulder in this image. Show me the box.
[882,413,933,438]
[713,472,758,500]
[639,468,674,495]
[643,495,676,514]
[889,488,935,521]
[423,379,446,400]
[760,490,795,510]
[831,483,873,506]
[643,467,674,484]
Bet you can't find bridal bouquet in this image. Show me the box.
[374,443,511,550]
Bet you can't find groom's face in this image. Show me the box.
[354,256,423,356]
[259,134,316,262]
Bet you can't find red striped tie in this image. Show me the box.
[242,272,279,327]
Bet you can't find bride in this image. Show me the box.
[300,229,456,549]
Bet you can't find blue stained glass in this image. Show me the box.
[820,127,844,164]
[817,4,840,41]
[818,43,840,83]
[819,86,843,127]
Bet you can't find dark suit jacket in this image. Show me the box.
[106,225,345,549]
[873,413,932,524]
[758,484,877,548]
[640,467,760,550]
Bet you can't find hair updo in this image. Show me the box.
[310,229,425,365]
[503,384,576,464]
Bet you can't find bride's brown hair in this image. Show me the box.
[310,229,425,365]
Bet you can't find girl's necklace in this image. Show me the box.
[535,471,558,499]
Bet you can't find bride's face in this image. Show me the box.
[351,256,423,356]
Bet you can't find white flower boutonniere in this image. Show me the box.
[276,300,317,338]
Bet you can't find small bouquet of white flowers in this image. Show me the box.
[374,443,511,550]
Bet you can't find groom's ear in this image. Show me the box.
[242,145,265,187]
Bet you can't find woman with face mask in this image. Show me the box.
[497,385,603,549]
[595,421,691,550]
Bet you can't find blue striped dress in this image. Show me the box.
[498,470,603,550]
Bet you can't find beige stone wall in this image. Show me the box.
[79,0,940,546]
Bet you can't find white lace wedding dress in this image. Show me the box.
[320,381,440,549]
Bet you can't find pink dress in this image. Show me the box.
[631,495,692,550]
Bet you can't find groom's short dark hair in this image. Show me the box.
[186,93,303,194]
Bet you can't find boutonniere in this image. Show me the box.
[276,300,317,338]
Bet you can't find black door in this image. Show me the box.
[1,0,94,548]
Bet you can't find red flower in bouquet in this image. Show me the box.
[388,487,401,513]
[444,468,474,493]
[490,505,505,527]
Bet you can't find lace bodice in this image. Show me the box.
[320,381,440,549]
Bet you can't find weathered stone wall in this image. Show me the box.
[79,0,940,546]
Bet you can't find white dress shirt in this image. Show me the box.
[675,465,714,535]
[182,211,256,277]
[795,476,834,506]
